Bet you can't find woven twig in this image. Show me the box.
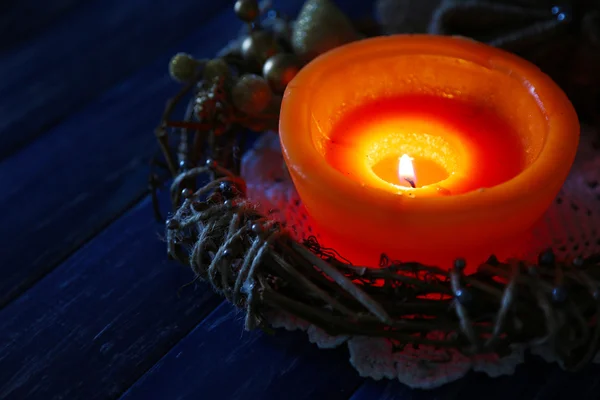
[163,170,600,371]
[154,77,600,371]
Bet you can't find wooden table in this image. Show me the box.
[1,1,599,399]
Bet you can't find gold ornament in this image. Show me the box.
[292,0,359,61]
[203,58,230,83]
[234,0,259,22]
[169,53,200,82]
[232,74,273,115]
[262,54,301,93]
[241,31,280,67]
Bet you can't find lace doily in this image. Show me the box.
[240,127,600,389]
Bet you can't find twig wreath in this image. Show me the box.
[152,0,600,371]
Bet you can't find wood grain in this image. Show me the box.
[0,6,241,309]
[349,354,600,399]
[0,196,221,400]
[0,0,84,50]
[0,0,229,160]
[121,302,363,400]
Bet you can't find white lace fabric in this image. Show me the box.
[240,127,600,389]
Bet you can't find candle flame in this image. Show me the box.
[398,154,416,188]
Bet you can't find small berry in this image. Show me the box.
[169,53,199,82]
[166,218,180,230]
[205,158,218,169]
[453,258,466,271]
[203,58,231,83]
[234,0,259,22]
[552,285,568,303]
[219,181,239,199]
[179,159,191,170]
[455,288,472,305]
[251,223,262,233]
[181,188,193,198]
[538,249,555,266]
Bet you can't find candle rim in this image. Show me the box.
[280,34,579,214]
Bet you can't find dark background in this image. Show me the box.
[1,0,599,399]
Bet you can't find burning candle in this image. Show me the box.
[398,155,417,188]
[325,93,527,197]
[279,35,579,269]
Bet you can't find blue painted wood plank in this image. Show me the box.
[0,196,222,400]
[0,0,230,160]
[0,6,244,309]
[0,0,84,50]
[515,361,600,400]
[349,356,600,400]
[349,373,468,400]
[120,302,364,400]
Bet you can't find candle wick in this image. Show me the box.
[403,177,416,188]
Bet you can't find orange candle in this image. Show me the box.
[326,94,526,195]
[279,35,579,269]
